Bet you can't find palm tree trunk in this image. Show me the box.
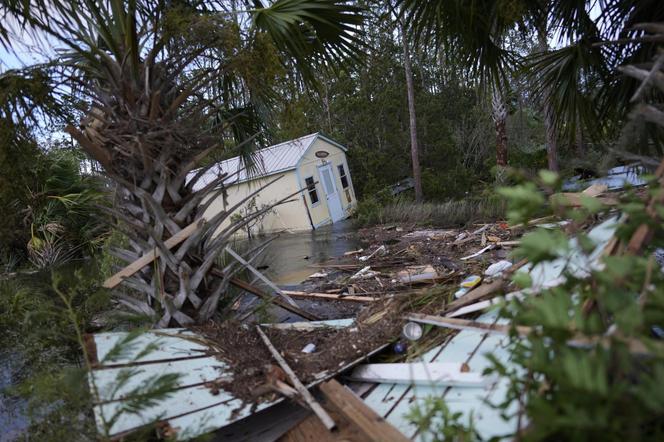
[537,25,558,171]
[400,22,423,202]
[492,89,508,169]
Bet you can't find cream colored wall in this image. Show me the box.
[202,170,311,238]
[296,137,356,228]
[201,136,357,237]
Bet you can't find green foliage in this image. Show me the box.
[488,170,664,441]
[407,396,480,442]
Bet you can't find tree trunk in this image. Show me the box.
[537,23,559,171]
[492,89,508,168]
[400,22,423,202]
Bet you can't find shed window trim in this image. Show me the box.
[304,176,320,206]
[337,164,349,189]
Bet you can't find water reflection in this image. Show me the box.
[236,220,360,286]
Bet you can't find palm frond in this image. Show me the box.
[251,0,365,83]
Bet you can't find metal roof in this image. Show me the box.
[191,133,342,191]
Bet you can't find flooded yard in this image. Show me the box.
[242,220,360,286]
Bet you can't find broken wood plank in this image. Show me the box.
[444,279,506,313]
[255,326,336,431]
[225,246,298,307]
[281,290,378,302]
[581,183,609,197]
[103,219,203,289]
[229,278,319,321]
[406,313,532,337]
[319,379,409,442]
[348,362,489,387]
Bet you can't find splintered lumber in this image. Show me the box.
[348,362,489,387]
[406,313,532,337]
[255,326,336,431]
[103,219,203,289]
[225,246,298,307]
[319,379,409,442]
[281,290,378,302]
[444,279,506,313]
[582,183,609,197]
[229,278,319,321]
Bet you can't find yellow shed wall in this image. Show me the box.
[202,170,311,237]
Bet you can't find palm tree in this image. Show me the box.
[399,0,664,164]
[1,0,364,326]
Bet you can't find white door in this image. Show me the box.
[318,164,344,222]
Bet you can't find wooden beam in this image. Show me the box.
[255,326,336,431]
[319,379,409,442]
[282,290,378,303]
[406,313,532,337]
[103,219,204,289]
[229,278,320,321]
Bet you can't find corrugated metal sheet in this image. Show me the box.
[191,133,319,191]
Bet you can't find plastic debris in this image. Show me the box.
[402,322,423,341]
[350,266,379,280]
[460,275,482,289]
[397,264,439,283]
[393,342,407,354]
[308,272,329,279]
[359,245,387,262]
[302,343,317,353]
[454,287,469,299]
[484,260,512,277]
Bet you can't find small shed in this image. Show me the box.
[197,133,356,236]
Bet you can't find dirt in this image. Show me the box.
[194,298,405,406]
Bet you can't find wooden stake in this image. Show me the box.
[255,326,336,431]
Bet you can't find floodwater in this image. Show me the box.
[0,352,28,442]
[238,219,360,287]
[234,220,363,322]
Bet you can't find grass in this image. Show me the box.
[354,196,505,228]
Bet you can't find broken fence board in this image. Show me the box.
[103,220,203,289]
[348,363,490,387]
[281,290,378,302]
[263,318,355,330]
[319,379,410,442]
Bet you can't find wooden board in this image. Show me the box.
[103,220,203,289]
[319,379,409,442]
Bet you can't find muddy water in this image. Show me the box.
[236,220,363,321]
[240,220,360,287]
[0,352,28,442]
